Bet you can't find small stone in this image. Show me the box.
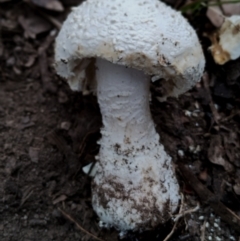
[177,150,184,157]
[6,56,15,66]
[194,102,200,109]
[233,183,240,195]
[60,121,71,130]
[214,222,219,228]
[189,146,195,152]
[184,110,192,117]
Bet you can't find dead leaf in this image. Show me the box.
[223,132,240,167]
[18,14,52,39]
[208,135,234,172]
[207,1,240,28]
[31,0,64,12]
[207,7,224,28]
[220,1,240,16]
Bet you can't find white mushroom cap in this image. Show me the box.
[209,15,240,65]
[55,0,205,99]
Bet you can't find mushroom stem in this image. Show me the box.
[92,58,180,231]
[96,58,154,145]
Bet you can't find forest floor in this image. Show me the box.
[1,0,240,241]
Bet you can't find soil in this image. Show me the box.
[0,1,240,241]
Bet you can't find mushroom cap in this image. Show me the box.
[210,15,240,65]
[55,0,205,99]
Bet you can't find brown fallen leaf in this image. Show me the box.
[18,14,52,39]
[206,0,240,27]
[207,1,240,27]
[208,135,234,172]
[206,7,225,28]
[223,132,240,167]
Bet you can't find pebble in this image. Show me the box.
[60,121,71,130]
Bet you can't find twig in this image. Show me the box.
[163,193,200,241]
[163,219,178,241]
[173,203,200,222]
[202,73,221,124]
[58,208,106,241]
[178,163,240,233]
[163,193,184,241]
[200,220,207,241]
[220,110,240,122]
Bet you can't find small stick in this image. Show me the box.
[58,208,106,241]
[173,203,200,222]
[163,193,185,241]
[202,73,221,124]
[178,163,240,233]
[163,219,178,241]
[200,220,207,241]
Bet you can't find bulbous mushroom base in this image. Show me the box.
[92,140,180,231]
[92,59,180,231]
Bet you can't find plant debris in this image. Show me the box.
[0,0,240,241]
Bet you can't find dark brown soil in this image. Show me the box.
[1,1,240,241]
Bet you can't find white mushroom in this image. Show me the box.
[209,15,240,65]
[54,0,205,232]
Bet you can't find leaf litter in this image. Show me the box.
[0,1,240,241]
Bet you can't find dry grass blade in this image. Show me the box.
[58,208,106,241]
